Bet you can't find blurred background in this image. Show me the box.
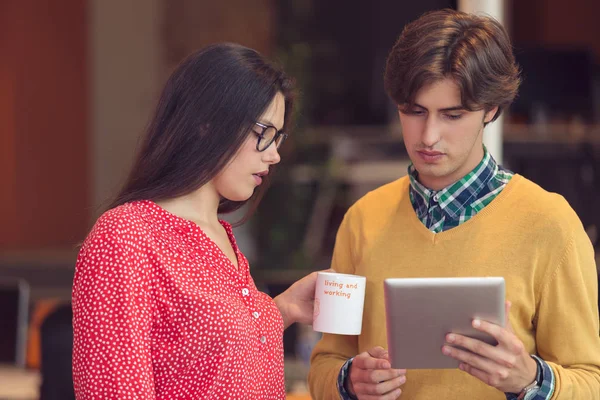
[1,0,599,398]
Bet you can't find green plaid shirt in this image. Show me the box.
[336,147,555,400]
[408,147,513,233]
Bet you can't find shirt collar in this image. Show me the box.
[408,146,498,219]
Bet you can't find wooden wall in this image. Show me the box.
[0,0,88,249]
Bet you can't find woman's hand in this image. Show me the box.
[273,269,332,329]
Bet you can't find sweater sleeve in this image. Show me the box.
[535,215,600,399]
[308,210,361,400]
[72,221,156,399]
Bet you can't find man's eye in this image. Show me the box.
[401,109,424,115]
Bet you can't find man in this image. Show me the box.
[308,9,600,400]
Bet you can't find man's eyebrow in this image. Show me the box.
[411,103,466,112]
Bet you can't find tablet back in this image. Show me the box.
[384,277,505,369]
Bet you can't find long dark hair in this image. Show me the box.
[107,43,295,225]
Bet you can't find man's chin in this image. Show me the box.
[414,164,447,177]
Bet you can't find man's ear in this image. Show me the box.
[484,106,500,124]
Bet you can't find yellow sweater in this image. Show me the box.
[308,175,600,399]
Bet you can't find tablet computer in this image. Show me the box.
[384,277,505,369]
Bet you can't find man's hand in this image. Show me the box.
[441,301,537,393]
[348,346,406,399]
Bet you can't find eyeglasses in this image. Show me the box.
[254,122,288,152]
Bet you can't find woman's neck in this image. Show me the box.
[156,183,221,226]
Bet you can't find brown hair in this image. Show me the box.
[384,9,520,122]
[107,43,295,226]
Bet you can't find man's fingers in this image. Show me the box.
[355,374,406,396]
[359,367,405,384]
[442,344,501,375]
[350,346,407,398]
[459,363,492,384]
[445,333,517,368]
[354,355,391,370]
[367,346,389,360]
[468,317,515,348]
[354,346,392,370]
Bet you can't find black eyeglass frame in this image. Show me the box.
[254,122,288,152]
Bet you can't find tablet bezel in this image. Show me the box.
[383,276,505,369]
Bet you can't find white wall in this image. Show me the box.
[458,0,508,164]
[90,0,165,216]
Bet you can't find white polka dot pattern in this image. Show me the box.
[72,200,285,399]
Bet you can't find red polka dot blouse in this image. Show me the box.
[72,200,285,399]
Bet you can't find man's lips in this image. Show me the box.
[418,150,444,156]
[416,150,445,163]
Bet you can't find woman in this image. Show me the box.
[72,43,320,399]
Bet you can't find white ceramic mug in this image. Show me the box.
[313,272,366,335]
